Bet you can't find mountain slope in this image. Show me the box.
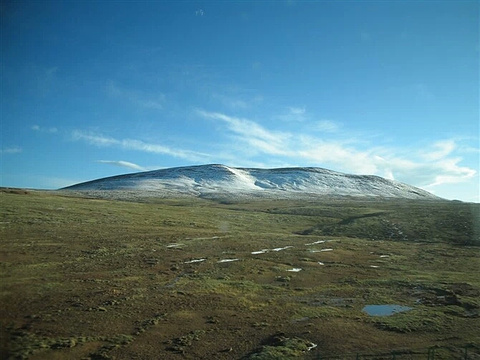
[61,164,439,200]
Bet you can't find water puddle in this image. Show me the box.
[362,304,412,316]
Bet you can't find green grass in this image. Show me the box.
[1,189,479,359]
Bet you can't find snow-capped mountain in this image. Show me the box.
[62,164,439,200]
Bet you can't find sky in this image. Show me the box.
[1,0,479,202]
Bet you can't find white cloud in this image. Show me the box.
[421,140,455,161]
[297,140,378,174]
[196,110,477,194]
[72,131,119,147]
[197,110,290,155]
[276,106,308,122]
[312,120,340,133]
[97,160,147,171]
[288,106,306,115]
[32,125,58,133]
[0,146,22,154]
[72,130,210,162]
[212,94,248,109]
[70,110,477,201]
[424,157,476,187]
[211,92,264,110]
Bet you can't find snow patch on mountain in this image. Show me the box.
[61,164,439,200]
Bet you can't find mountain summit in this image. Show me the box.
[62,164,439,200]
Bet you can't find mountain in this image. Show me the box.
[61,164,439,200]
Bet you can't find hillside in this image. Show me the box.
[1,190,478,359]
[62,164,439,200]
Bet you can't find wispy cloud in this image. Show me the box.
[276,106,307,122]
[106,81,165,110]
[72,131,118,146]
[421,140,455,161]
[0,146,22,154]
[288,106,306,115]
[197,110,290,155]
[69,110,476,197]
[311,120,340,133]
[32,125,58,133]
[72,130,210,162]
[196,109,477,190]
[211,92,264,110]
[423,158,476,188]
[212,94,249,109]
[97,160,147,171]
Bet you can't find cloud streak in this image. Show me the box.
[69,110,476,198]
[312,120,340,133]
[276,106,308,122]
[197,110,290,156]
[32,125,58,133]
[0,146,22,154]
[97,160,147,171]
[196,110,477,191]
[72,130,210,162]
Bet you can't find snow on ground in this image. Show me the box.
[306,240,326,246]
[272,246,293,252]
[217,258,240,263]
[178,234,385,275]
[166,243,184,248]
[184,258,206,264]
[251,249,269,255]
[62,164,440,200]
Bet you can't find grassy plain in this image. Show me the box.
[1,189,479,359]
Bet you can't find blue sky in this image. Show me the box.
[1,0,479,201]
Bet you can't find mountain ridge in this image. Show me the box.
[61,164,440,200]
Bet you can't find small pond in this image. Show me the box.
[362,304,412,316]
